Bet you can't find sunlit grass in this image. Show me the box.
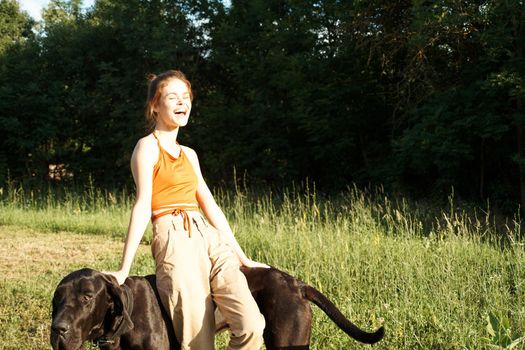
[0,183,524,349]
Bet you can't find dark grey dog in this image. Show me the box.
[51,267,384,349]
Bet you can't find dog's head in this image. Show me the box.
[50,268,133,350]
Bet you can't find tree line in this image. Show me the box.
[1,0,524,211]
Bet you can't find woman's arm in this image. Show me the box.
[105,137,156,284]
[183,146,269,268]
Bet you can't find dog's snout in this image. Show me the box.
[51,320,70,335]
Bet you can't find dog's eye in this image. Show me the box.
[81,294,94,303]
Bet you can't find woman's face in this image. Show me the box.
[154,78,192,129]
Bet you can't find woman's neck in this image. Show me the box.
[154,127,179,143]
[154,127,181,158]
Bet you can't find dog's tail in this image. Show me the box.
[303,285,385,344]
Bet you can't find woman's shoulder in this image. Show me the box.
[132,134,159,162]
[134,133,158,151]
[136,133,157,146]
[180,144,197,157]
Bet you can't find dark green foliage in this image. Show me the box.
[0,0,524,211]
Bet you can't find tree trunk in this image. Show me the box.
[479,139,485,200]
[518,125,525,215]
[516,3,525,215]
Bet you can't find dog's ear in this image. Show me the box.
[100,273,134,335]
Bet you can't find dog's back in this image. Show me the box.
[242,266,384,348]
[123,275,179,349]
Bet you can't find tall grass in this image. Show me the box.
[0,178,134,237]
[1,181,524,349]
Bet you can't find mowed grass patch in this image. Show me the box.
[0,225,154,350]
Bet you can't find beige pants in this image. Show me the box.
[151,212,265,350]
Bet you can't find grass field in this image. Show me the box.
[0,185,524,349]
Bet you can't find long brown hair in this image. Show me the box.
[145,70,193,131]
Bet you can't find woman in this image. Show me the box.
[106,70,267,349]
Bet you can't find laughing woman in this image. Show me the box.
[106,70,267,349]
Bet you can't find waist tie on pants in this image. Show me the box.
[151,204,199,237]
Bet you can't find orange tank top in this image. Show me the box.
[151,133,199,221]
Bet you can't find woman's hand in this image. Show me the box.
[103,270,128,285]
[240,257,270,269]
